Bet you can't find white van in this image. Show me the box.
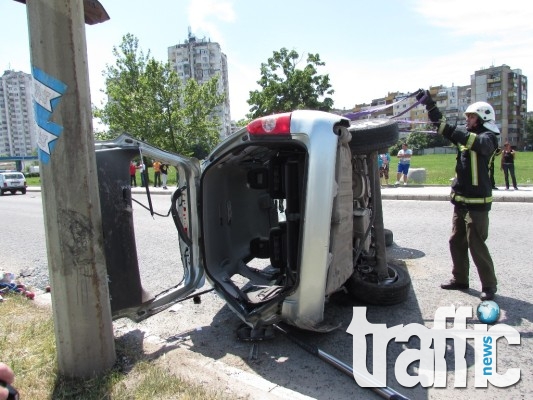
[0,171,27,196]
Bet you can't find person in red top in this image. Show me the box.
[129,161,137,187]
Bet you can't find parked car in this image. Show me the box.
[0,170,27,196]
[95,110,410,338]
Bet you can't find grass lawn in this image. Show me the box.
[0,293,227,399]
[394,151,533,186]
[25,152,533,187]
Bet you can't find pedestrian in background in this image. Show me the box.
[378,152,390,187]
[161,163,169,189]
[138,161,146,187]
[129,160,137,187]
[417,89,499,301]
[395,143,412,186]
[501,142,518,190]
[153,160,162,188]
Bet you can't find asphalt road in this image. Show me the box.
[2,191,532,399]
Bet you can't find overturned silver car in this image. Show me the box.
[95,110,410,336]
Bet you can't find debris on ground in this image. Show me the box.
[0,271,35,300]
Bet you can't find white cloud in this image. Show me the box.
[330,0,533,111]
[188,0,236,46]
[413,0,532,37]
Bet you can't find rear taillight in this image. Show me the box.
[246,113,292,136]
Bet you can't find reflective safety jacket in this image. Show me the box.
[442,125,499,211]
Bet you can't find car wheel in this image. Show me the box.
[21,188,27,195]
[348,119,399,155]
[10,190,16,194]
[0,189,3,196]
[345,263,410,305]
[384,228,393,247]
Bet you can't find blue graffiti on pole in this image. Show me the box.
[31,66,68,164]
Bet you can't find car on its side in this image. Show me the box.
[0,171,27,196]
[95,110,410,338]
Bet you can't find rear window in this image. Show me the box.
[3,173,24,179]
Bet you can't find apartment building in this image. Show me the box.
[168,30,232,139]
[350,64,528,148]
[471,65,527,147]
[0,70,36,157]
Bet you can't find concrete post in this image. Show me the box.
[25,0,115,376]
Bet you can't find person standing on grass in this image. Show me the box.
[395,143,412,186]
[161,163,169,189]
[138,160,146,187]
[501,142,518,190]
[417,89,499,301]
[378,152,390,186]
[129,160,137,187]
[153,160,162,188]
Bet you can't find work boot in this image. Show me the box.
[440,279,469,290]
[480,287,497,301]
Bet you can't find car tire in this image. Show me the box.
[345,263,410,305]
[21,188,27,195]
[348,119,399,155]
[384,228,393,247]
[0,189,3,196]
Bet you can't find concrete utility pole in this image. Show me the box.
[22,0,115,377]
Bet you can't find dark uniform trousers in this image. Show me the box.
[449,206,497,288]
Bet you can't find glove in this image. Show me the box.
[415,89,436,109]
[415,89,427,102]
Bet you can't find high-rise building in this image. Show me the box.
[0,70,36,157]
[168,29,231,139]
[471,64,528,147]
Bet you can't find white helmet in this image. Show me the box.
[464,101,500,134]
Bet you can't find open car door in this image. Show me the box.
[94,134,203,322]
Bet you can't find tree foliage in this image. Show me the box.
[390,126,451,154]
[94,34,225,158]
[246,48,334,119]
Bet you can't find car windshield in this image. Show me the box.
[4,174,23,179]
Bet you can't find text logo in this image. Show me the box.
[347,306,520,388]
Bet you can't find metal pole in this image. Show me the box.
[370,151,389,280]
[25,0,115,376]
[273,324,410,400]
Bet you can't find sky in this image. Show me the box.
[2,0,533,122]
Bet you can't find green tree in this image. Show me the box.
[247,48,334,119]
[390,125,451,155]
[94,34,224,157]
[406,130,430,151]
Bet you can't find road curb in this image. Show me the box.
[27,185,533,202]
